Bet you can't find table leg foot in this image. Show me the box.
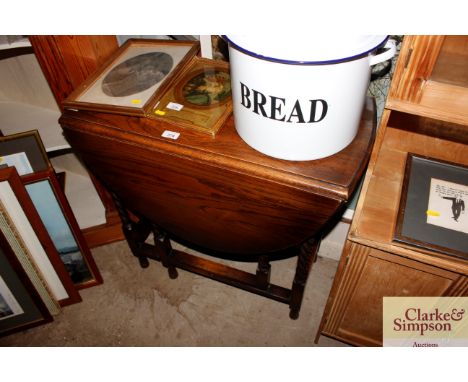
[289,308,300,320]
[256,254,271,287]
[153,226,179,279]
[112,192,151,268]
[138,256,150,269]
[289,237,320,319]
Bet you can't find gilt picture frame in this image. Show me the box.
[394,153,468,260]
[63,38,200,117]
[0,229,53,337]
[149,56,233,137]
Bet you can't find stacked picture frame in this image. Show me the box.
[63,38,233,137]
[0,130,102,337]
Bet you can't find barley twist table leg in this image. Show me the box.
[289,237,320,319]
[111,192,150,268]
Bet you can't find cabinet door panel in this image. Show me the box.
[322,243,465,346]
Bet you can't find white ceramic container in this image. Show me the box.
[224,35,396,161]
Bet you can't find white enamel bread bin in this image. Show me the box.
[224,35,396,161]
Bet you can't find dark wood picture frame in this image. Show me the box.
[63,38,200,116]
[0,229,53,337]
[394,153,468,260]
[0,167,81,306]
[0,130,101,290]
[23,168,103,290]
[0,130,51,174]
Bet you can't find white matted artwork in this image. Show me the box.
[427,178,468,234]
[393,154,467,260]
[64,39,200,116]
[0,152,33,176]
[78,45,191,107]
[0,274,24,320]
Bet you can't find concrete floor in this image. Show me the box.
[0,239,347,346]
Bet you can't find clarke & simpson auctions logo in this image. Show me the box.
[393,307,465,336]
[383,297,468,347]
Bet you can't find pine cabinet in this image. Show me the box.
[386,35,468,125]
[317,35,468,346]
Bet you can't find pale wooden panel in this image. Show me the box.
[322,244,462,346]
[431,35,468,87]
[387,35,468,125]
[356,175,401,243]
[388,35,444,103]
[371,143,406,182]
[356,126,468,246]
[418,81,468,124]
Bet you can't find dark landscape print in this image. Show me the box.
[102,52,174,97]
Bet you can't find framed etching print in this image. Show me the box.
[394,154,468,260]
[63,38,200,116]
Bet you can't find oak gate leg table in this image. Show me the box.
[59,98,376,319]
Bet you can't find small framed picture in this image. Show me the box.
[150,56,233,136]
[394,153,468,260]
[63,38,200,116]
[0,222,53,337]
[0,130,50,175]
[23,168,103,289]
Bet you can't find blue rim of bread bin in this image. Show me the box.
[223,35,389,65]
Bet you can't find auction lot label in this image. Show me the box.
[383,297,468,347]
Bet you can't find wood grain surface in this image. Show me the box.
[60,98,376,255]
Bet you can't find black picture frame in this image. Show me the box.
[394,153,468,260]
[0,228,53,337]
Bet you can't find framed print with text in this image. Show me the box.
[394,153,468,260]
